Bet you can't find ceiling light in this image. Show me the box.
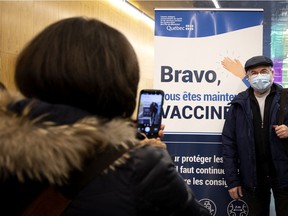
[212,0,221,8]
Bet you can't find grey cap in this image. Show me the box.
[244,55,273,73]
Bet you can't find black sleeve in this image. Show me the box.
[130,145,210,216]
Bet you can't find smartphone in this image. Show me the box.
[136,89,164,138]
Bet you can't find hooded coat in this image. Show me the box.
[0,91,209,216]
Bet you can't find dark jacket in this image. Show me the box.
[222,83,288,190]
[0,91,209,216]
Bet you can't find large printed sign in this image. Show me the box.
[154,9,263,216]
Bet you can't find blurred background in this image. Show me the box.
[130,0,288,87]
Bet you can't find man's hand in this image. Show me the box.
[228,186,243,200]
[273,124,288,139]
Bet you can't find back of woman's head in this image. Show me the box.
[15,17,140,118]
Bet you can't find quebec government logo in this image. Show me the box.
[227,199,249,216]
[199,198,216,216]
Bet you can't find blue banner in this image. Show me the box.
[155,9,263,38]
[155,9,263,216]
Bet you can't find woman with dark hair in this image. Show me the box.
[0,17,209,216]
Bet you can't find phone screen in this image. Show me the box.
[137,89,164,138]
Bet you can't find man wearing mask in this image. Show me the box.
[222,55,288,216]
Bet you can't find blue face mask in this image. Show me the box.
[249,74,273,93]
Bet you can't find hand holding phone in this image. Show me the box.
[136,89,164,138]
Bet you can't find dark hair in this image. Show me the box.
[15,17,139,118]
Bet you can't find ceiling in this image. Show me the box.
[127,1,288,20]
[128,1,211,19]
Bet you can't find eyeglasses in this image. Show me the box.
[248,69,272,77]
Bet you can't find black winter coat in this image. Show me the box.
[0,91,209,216]
[222,84,288,190]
